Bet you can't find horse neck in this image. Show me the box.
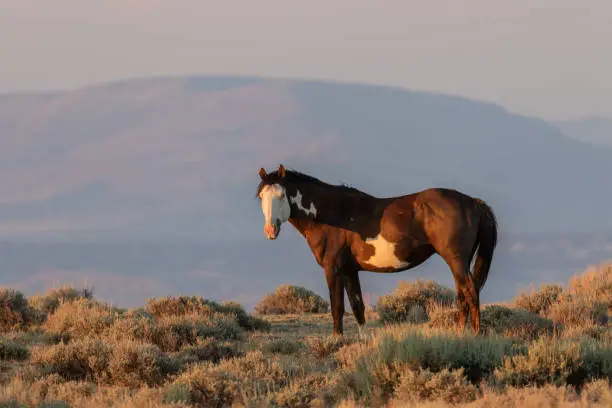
[286,180,375,234]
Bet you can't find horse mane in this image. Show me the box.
[256,168,369,198]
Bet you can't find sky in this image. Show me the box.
[1,0,611,120]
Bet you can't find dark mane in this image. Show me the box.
[256,169,367,198]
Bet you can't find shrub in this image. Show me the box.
[174,337,241,366]
[254,285,329,315]
[337,326,515,394]
[568,263,612,311]
[30,338,112,382]
[145,296,269,331]
[513,284,564,315]
[480,305,556,340]
[426,304,460,331]
[29,286,93,318]
[0,289,32,331]
[43,299,118,342]
[30,337,179,388]
[494,337,612,389]
[393,367,478,405]
[261,338,305,355]
[376,280,456,324]
[171,351,298,406]
[0,339,29,361]
[306,336,349,358]
[266,373,329,408]
[547,297,608,328]
[107,340,178,388]
[105,311,244,352]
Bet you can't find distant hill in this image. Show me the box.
[1,76,612,241]
[2,76,612,307]
[554,115,612,148]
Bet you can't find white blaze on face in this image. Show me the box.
[259,184,291,239]
[364,234,410,269]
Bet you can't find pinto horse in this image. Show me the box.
[256,164,498,336]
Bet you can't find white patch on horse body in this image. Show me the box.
[289,189,317,218]
[364,234,410,269]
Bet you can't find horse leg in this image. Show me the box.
[325,266,346,336]
[447,257,480,334]
[455,290,468,332]
[345,271,367,340]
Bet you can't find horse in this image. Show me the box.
[256,164,498,337]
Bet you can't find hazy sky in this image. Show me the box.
[1,0,610,120]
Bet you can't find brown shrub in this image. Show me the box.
[513,284,564,315]
[254,285,329,315]
[29,286,93,318]
[0,289,33,331]
[43,299,118,343]
[30,337,179,388]
[107,340,178,388]
[393,367,478,405]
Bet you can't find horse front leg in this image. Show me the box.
[324,266,346,336]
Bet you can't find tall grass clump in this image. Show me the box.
[376,280,456,324]
[254,285,329,315]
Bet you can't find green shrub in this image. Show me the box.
[376,280,456,324]
[480,305,556,340]
[174,337,241,365]
[105,311,244,353]
[0,339,29,361]
[339,327,515,393]
[254,285,329,315]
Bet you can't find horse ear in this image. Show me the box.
[278,164,286,178]
[259,167,267,179]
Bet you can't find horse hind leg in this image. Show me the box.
[447,257,480,334]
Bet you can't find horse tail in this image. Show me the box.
[472,198,498,292]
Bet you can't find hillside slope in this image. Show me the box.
[1,76,612,241]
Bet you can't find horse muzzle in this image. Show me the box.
[264,221,280,240]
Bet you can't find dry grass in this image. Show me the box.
[0,262,610,407]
